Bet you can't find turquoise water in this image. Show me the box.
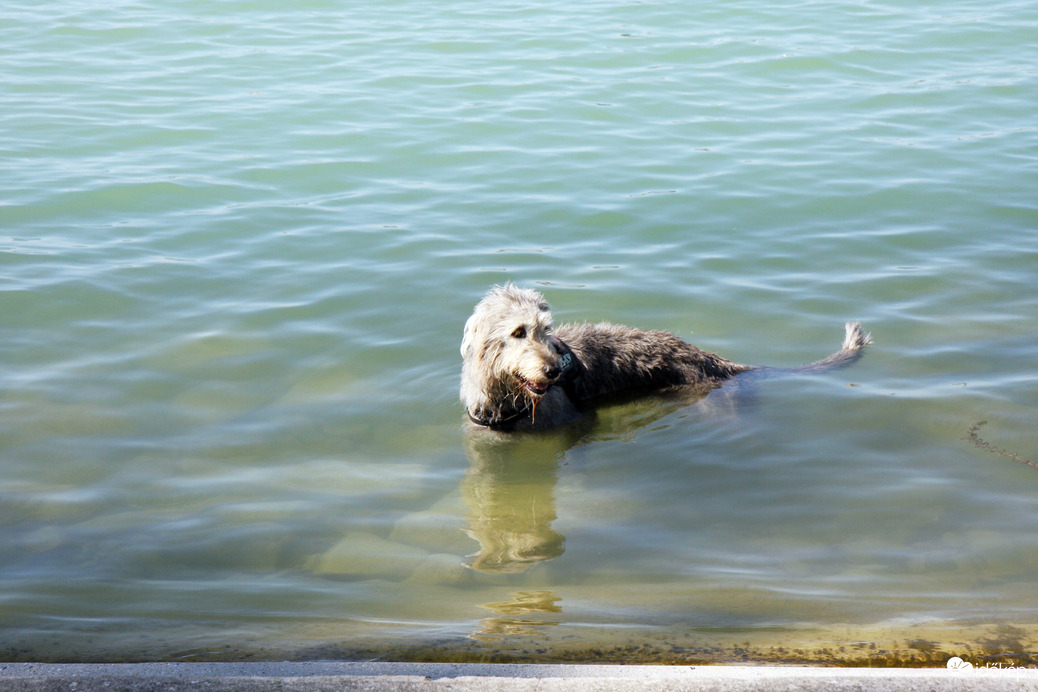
[2,0,1037,664]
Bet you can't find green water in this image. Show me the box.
[1,0,1037,665]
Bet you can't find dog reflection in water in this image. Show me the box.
[461,428,579,574]
[462,430,575,640]
[471,590,562,641]
[459,377,721,575]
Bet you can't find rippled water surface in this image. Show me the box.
[2,0,1037,665]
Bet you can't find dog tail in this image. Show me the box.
[752,322,871,378]
[794,321,872,373]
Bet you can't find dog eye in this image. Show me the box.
[511,326,527,339]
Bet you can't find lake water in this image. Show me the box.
[2,0,1037,666]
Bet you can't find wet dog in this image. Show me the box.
[460,284,870,431]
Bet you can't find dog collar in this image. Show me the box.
[550,336,584,398]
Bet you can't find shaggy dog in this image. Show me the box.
[460,284,871,431]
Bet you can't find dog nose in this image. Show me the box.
[543,363,561,380]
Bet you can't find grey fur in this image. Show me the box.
[460,284,871,431]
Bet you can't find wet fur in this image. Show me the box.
[460,284,870,431]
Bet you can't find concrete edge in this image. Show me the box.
[2,663,1038,691]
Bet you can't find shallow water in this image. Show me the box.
[2,0,1037,665]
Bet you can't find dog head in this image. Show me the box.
[460,284,565,424]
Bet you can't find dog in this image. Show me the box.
[460,284,871,431]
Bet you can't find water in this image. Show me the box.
[2,0,1037,665]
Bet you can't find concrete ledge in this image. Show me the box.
[2,662,1038,691]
